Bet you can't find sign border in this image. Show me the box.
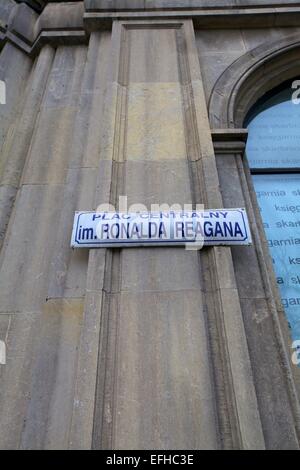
[71,209,252,248]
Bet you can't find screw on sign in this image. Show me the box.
[0,341,6,365]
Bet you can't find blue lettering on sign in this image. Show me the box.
[72,209,251,247]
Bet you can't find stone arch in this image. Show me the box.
[209,32,300,129]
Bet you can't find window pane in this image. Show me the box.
[246,84,300,169]
[253,174,300,341]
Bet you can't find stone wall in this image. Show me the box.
[0,0,299,449]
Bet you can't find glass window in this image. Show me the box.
[245,80,300,344]
[246,82,300,169]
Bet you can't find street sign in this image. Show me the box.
[71,209,252,248]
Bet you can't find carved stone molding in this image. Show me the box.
[211,129,248,155]
[3,2,300,56]
[0,1,87,56]
[209,32,300,129]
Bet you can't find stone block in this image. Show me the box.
[95,289,218,449]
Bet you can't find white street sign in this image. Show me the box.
[71,209,252,248]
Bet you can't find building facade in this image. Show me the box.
[0,0,300,450]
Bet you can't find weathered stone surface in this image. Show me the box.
[0,45,54,249]
[0,43,32,163]
[214,142,300,448]
[34,1,84,39]
[0,299,83,450]
[0,0,299,452]
[8,3,38,44]
[124,160,192,207]
[0,184,64,313]
[103,289,218,450]
[0,1,16,30]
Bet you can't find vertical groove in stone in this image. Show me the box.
[91,21,129,450]
[177,24,240,450]
[92,249,122,449]
[68,31,114,450]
